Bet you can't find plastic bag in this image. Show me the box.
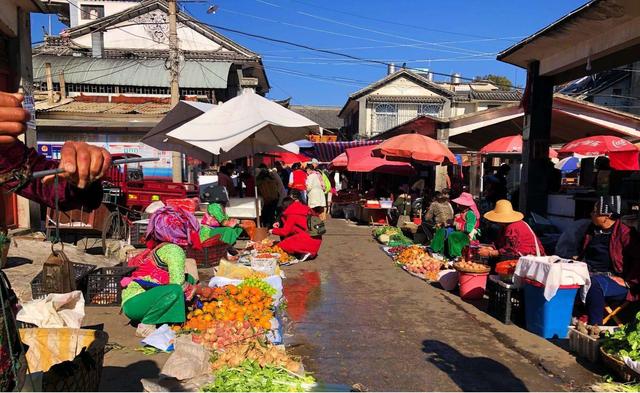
[160,335,209,381]
[208,275,284,305]
[141,324,176,352]
[16,291,85,328]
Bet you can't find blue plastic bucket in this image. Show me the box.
[523,279,579,339]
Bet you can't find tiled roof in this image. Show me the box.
[36,100,171,115]
[366,95,445,103]
[470,90,522,101]
[289,105,343,130]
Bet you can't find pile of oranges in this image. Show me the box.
[185,284,273,331]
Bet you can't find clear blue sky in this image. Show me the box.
[31,0,587,106]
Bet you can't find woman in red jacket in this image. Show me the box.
[271,195,322,259]
[288,162,308,204]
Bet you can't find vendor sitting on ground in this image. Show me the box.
[271,191,322,260]
[122,243,196,326]
[578,196,640,325]
[425,190,454,228]
[478,199,545,260]
[451,192,480,240]
[200,203,247,245]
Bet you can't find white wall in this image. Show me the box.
[73,10,229,52]
[72,1,138,27]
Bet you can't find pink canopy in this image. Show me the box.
[559,135,640,170]
[480,135,558,158]
[330,152,347,169]
[345,145,415,175]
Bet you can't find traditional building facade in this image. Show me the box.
[339,68,521,139]
[33,0,269,179]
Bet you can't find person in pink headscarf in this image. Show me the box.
[451,192,480,240]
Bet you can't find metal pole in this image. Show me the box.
[168,0,183,183]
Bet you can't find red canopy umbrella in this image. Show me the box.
[345,145,415,175]
[373,134,457,164]
[480,135,558,158]
[269,152,310,165]
[330,152,347,169]
[559,135,639,170]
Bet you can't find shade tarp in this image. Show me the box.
[310,140,381,162]
[269,152,310,165]
[373,134,457,165]
[345,145,415,175]
[167,90,320,160]
[330,152,347,169]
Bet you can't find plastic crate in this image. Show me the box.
[186,240,228,268]
[130,220,149,248]
[486,275,524,325]
[568,326,616,363]
[86,266,135,306]
[30,262,96,300]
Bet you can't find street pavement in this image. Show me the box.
[284,219,593,392]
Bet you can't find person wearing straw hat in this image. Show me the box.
[478,199,545,260]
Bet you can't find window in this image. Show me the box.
[374,103,397,133]
[417,103,442,117]
[612,88,622,96]
[81,5,104,20]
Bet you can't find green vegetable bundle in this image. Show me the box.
[602,311,640,361]
[239,277,277,297]
[201,360,315,392]
[387,233,414,247]
[373,226,400,237]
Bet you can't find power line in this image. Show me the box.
[285,0,525,42]
[219,7,493,57]
[194,20,522,90]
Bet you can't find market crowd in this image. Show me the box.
[215,158,335,260]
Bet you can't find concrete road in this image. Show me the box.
[284,219,585,392]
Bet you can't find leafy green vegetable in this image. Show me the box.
[602,311,640,361]
[201,360,315,392]
[373,226,400,237]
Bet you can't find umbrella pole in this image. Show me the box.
[251,137,261,228]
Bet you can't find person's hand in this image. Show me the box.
[0,92,29,144]
[43,141,112,189]
[273,222,280,229]
[611,276,627,288]
[478,247,496,258]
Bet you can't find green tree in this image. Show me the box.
[475,74,513,90]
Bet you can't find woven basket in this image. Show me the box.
[453,263,491,274]
[600,347,640,382]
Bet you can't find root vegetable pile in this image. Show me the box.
[454,260,491,274]
[190,320,265,350]
[211,340,302,373]
[404,255,442,280]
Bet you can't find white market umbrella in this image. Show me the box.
[167,89,319,157]
[142,101,215,163]
[168,89,320,226]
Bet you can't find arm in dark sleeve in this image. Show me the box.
[0,141,102,211]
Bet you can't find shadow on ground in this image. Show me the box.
[101,360,161,391]
[422,339,529,392]
[4,257,32,268]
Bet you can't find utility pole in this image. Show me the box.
[168,0,182,182]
